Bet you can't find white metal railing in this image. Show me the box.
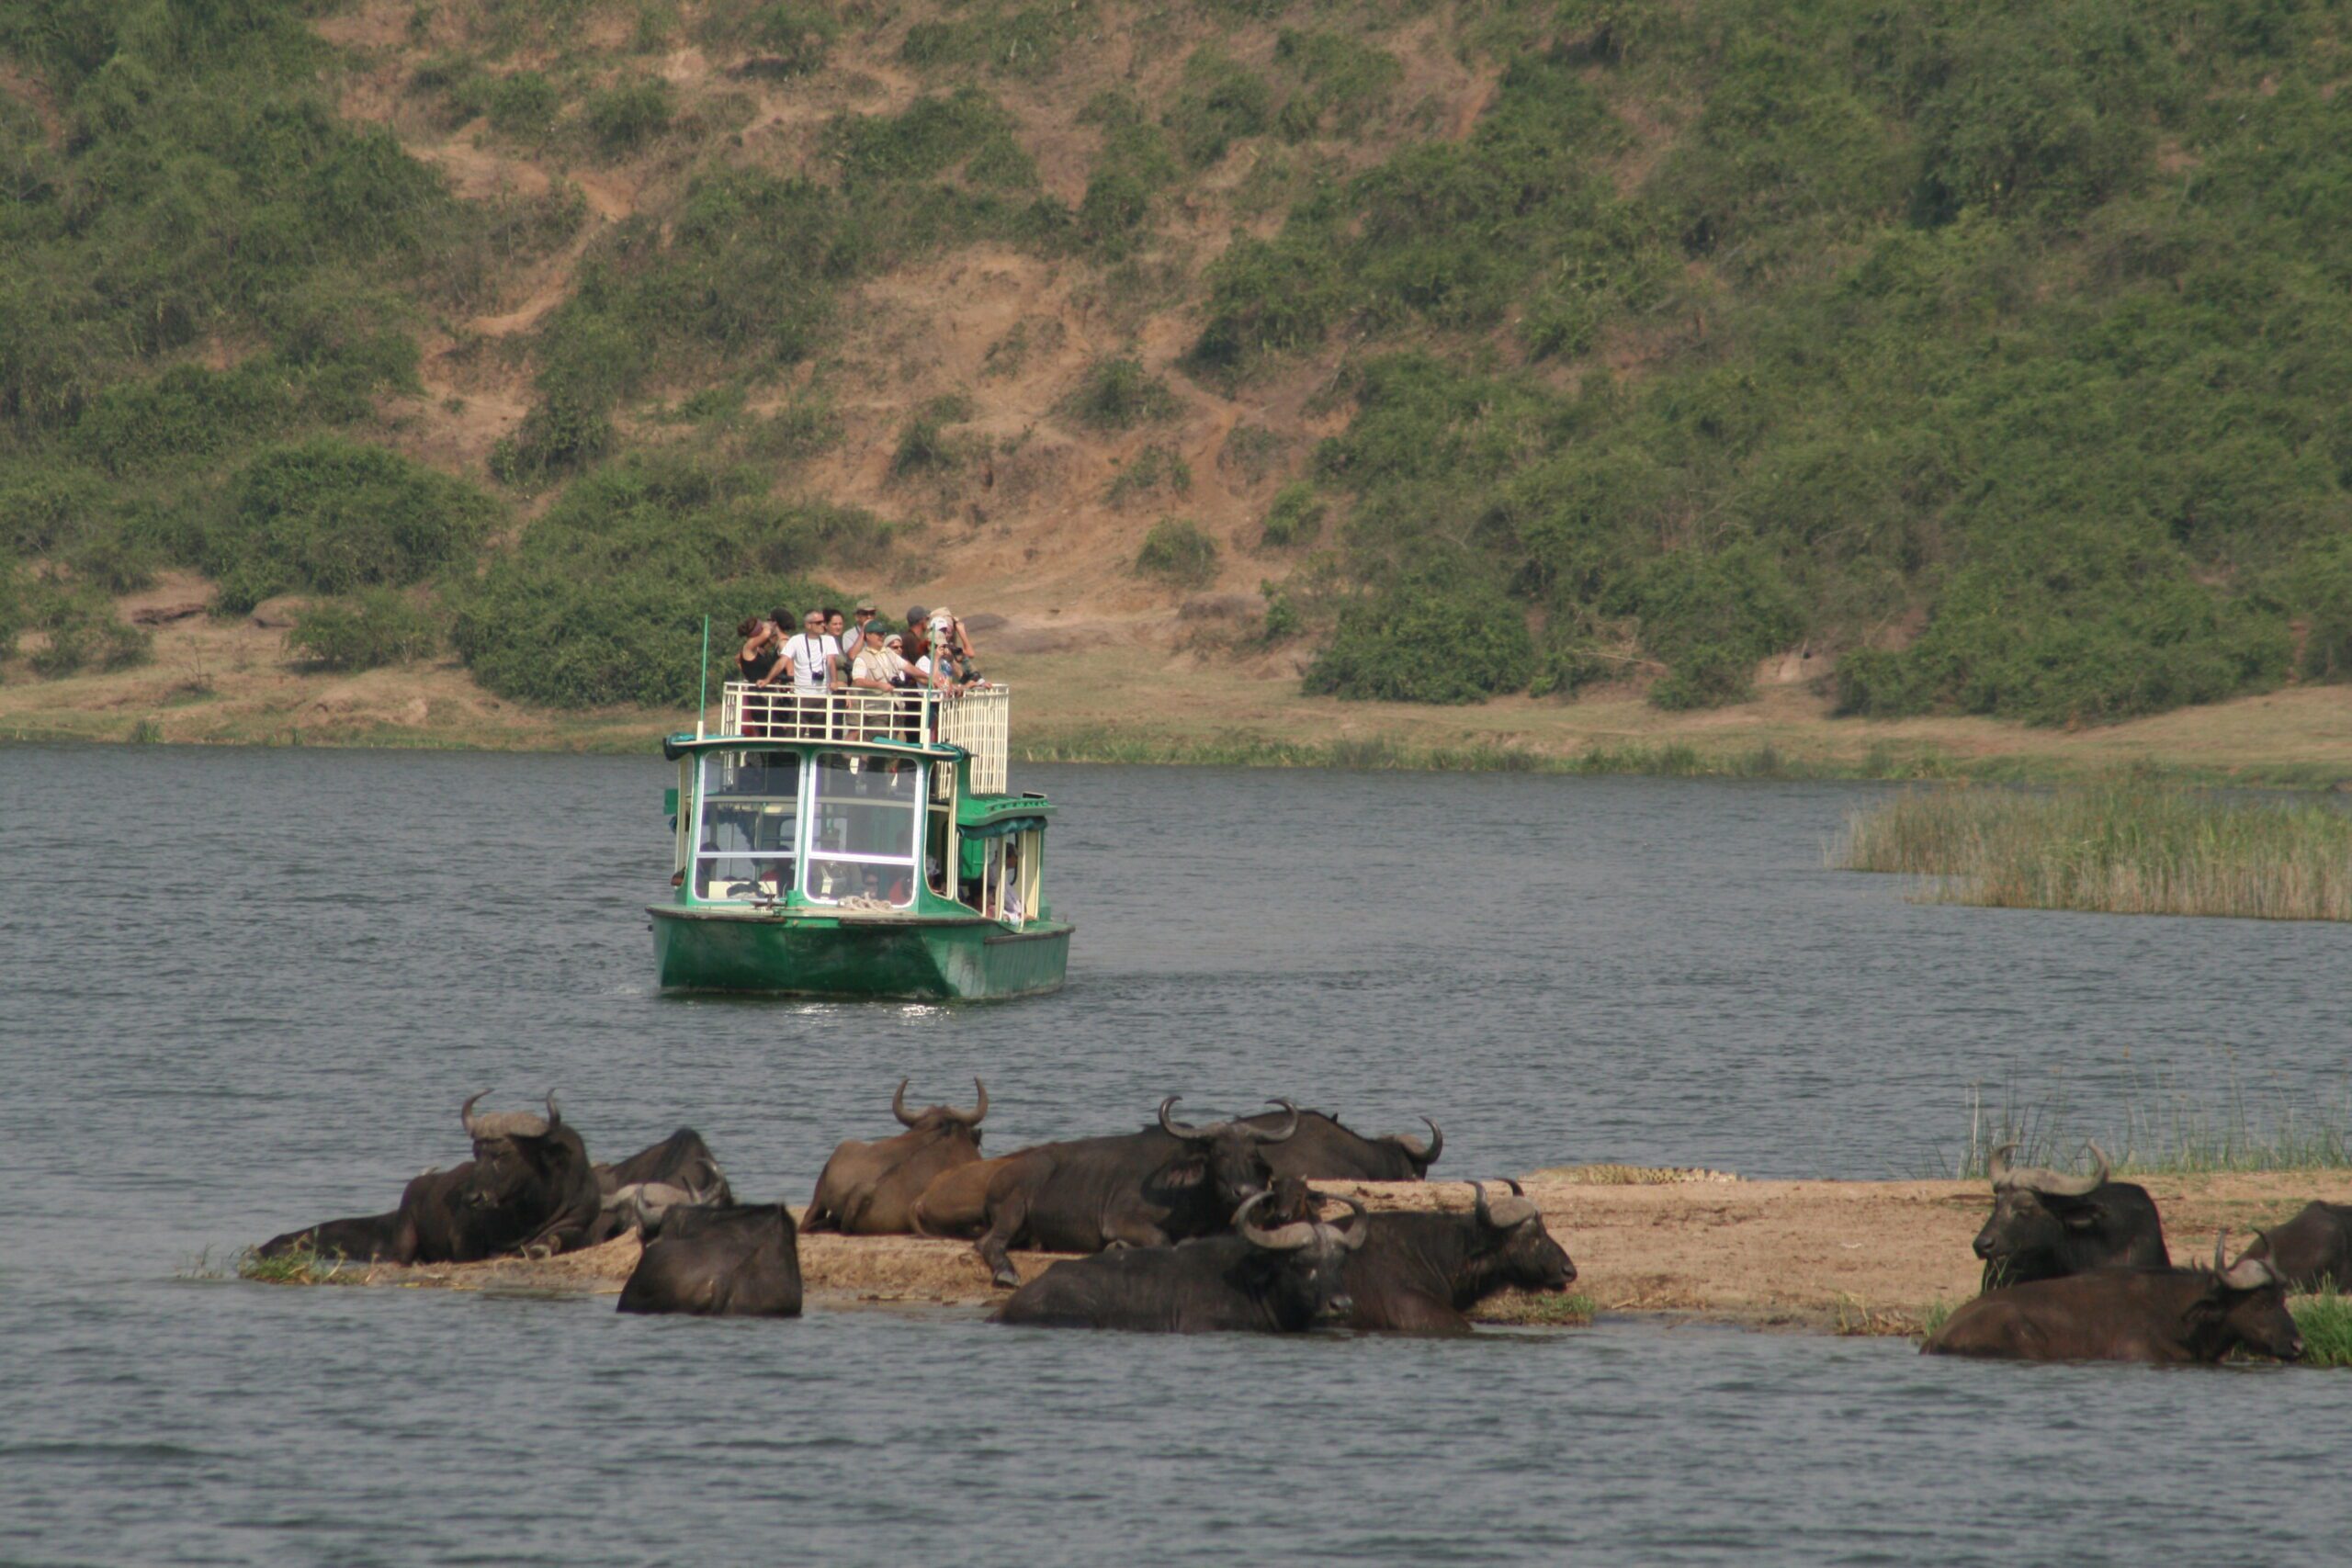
[717,682,1010,794]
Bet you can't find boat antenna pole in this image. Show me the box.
[695,615,709,739]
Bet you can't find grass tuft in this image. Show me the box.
[1839,784,2352,921]
[2292,1289,2352,1368]
[235,1247,360,1286]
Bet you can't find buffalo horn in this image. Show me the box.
[460,1090,489,1138]
[1245,1099,1299,1145]
[1236,1190,1317,1252]
[1987,1141,2108,1198]
[544,1091,561,1130]
[2219,1256,2278,1292]
[1472,1179,1540,1230]
[1391,1117,1444,1166]
[949,1077,989,1128]
[892,1077,918,1128]
[1159,1096,1217,1140]
[2214,1229,2228,1272]
[1325,1194,1371,1252]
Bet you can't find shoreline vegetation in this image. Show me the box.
[1942,1084,2352,1180]
[1838,785,2352,921]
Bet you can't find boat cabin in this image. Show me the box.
[662,682,1052,927]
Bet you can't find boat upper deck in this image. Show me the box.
[714,682,1012,793]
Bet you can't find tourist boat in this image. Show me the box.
[650,681,1071,999]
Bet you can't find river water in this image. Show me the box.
[3,743,2346,1564]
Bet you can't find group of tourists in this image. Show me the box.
[733,603,982,697]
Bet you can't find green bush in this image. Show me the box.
[1164,49,1271,169]
[711,1,839,73]
[1609,540,1804,709]
[205,440,500,615]
[582,78,673,152]
[1064,356,1178,429]
[1105,446,1191,506]
[28,583,151,677]
[1304,571,1532,704]
[1259,482,1325,548]
[1134,518,1219,589]
[484,72,561,140]
[287,588,442,671]
[450,455,866,706]
[1272,30,1401,141]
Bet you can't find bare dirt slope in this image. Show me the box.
[254,1170,2352,1333]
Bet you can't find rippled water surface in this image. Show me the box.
[3,743,2346,1564]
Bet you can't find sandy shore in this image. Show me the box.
[258,1169,2352,1332]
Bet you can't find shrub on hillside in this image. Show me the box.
[1064,356,1177,429]
[204,440,499,615]
[1165,49,1272,169]
[1304,572,1532,705]
[1134,519,1218,589]
[288,588,442,671]
[1258,482,1325,549]
[27,584,151,678]
[583,79,673,153]
[450,456,869,707]
[1609,541,1805,710]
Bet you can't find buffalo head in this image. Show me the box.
[2199,1234,2303,1362]
[1471,1179,1577,1293]
[1237,1182,1367,1325]
[1973,1143,2143,1287]
[892,1077,989,1140]
[1159,1096,1297,1211]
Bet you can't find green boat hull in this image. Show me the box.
[650,906,1071,1000]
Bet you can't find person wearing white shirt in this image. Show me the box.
[780,610,841,731]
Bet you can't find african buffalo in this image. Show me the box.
[1924,1238,2302,1363]
[2242,1201,2352,1292]
[584,1128,734,1244]
[1973,1143,2166,1289]
[617,1203,803,1318]
[1239,1107,1443,1180]
[256,1092,603,1267]
[806,1079,989,1235]
[1343,1179,1576,1335]
[991,1185,1368,1333]
[910,1153,1015,1238]
[971,1098,1298,1288]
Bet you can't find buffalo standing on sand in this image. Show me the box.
[1924,1236,2302,1364]
[1341,1179,1576,1334]
[618,1203,803,1318]
[805,1079,989,1235]
[992,1183,1368,1333]
[2241,1201,2352,1293]
[970,1098,1300,1288]
[257,1092,602,1266]
[1972,1144,2166,1289]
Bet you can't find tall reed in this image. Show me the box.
[1942,1077,2352,1179]
[1838,784,2352,920]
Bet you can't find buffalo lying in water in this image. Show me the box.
[258,1093,602,1266]
[617,1203,803,1318]
[992,1183,1368,1333]
[805,1079,989,1235]
[2241,1201,2352,1293]
[1973,1144,2166,1288]
[1342,1180,1576,1334]
[1925,1238,2302,1364]
[972,1098,1299,1288]
[1240,1108,1442,1181]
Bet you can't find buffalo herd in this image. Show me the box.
[1920,1141,2334,1364]
[256,1096,2346,1362]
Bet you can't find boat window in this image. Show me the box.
[692,750,798,902]
[804,753,922,908]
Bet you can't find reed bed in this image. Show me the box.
[1838,784,2352,920]
[1941,1078,2352,1179]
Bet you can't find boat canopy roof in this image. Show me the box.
[662,731,960,763]
[956,790,1054,838]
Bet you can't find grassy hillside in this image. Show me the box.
[2,0,2348,733]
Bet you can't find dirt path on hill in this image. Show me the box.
[258,1170,2352,1333]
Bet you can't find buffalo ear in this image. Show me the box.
[2058,1203,2103,1233]
[1161,1156,1207,1189]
